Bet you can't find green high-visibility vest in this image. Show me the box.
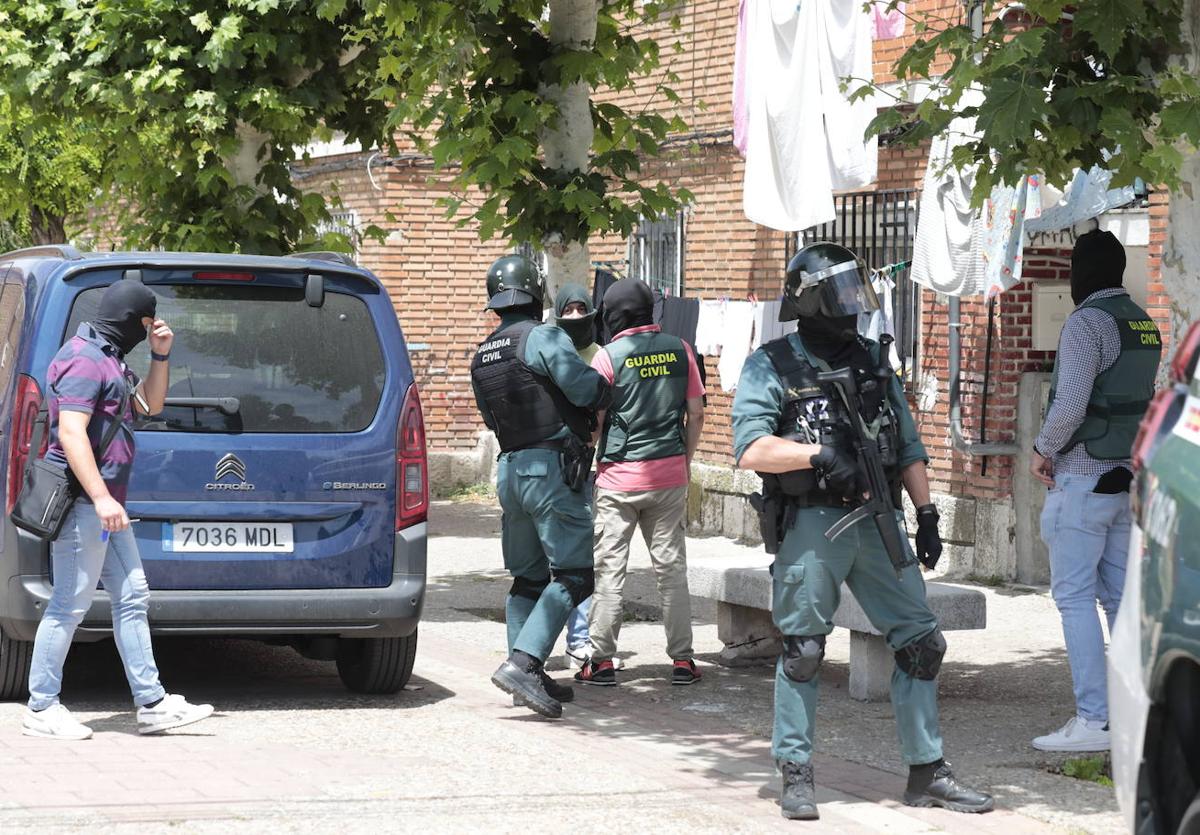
[599,330,690,463]
[1047,293,1161,460]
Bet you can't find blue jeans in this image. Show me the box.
[1040,472,1131,723]
[567,597,591,650]
[28,503,166,710]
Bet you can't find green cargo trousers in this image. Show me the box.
[772,505,944,767]
[496,448,594,662]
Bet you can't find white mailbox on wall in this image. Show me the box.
[1032,282,1074,351]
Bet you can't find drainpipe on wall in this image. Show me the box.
[948,296,1020,456]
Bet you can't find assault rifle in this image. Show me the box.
[816,336,914,578]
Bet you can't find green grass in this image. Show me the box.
[1056,755,1114,788]
[965,573,1007,588]
[445,482,496,503]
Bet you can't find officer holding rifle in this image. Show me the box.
[731,243,993,821]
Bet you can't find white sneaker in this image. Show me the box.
[565,644,591,670]
[1032,716,1110,752]
[137,694,214,735]
[22,704,93,740]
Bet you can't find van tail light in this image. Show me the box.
[1171,320,1200,384]
[1131,387,1181,475]
[396,383,428,529]
[7,375,45,516]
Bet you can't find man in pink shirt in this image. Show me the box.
[576,279,706,686]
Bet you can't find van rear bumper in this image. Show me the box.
[0,523,427,642]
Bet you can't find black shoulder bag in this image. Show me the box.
[10,388,130,542]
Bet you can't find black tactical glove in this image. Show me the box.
[915,504,942,570]
[810,445,861,499]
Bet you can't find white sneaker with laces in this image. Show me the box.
[22,704,93,740]
[565,644,591,670]
[137,694,214,735]
[1032,715,1110,752]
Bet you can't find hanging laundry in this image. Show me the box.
[733,0,750,157]
[911,120,984,296]
[1024,166,1137,235]
[655,293,700,346]
[860,273,901,368]
[741,0,876,232]
[872,1,906,39]
[980,174,1044,298]
[695,299,726,356]
[752,299,789,349]
[717,300,757,392]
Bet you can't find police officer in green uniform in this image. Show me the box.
[731,243,993,820]
[470,256,611,719]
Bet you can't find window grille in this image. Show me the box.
[628,211,686,296]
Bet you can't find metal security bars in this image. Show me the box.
[316,210,360,258]
[784,189,921,383]
[628,212,686,296]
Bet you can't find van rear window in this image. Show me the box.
[66,285,385,433]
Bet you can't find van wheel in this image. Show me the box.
[0,630,32,701]
[336,632,417,694]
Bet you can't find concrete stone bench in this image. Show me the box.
[687,558,987,701]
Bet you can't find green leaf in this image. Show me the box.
[1160,99,1200,145]
[1073,0,1146,58]
[974,74,1051,149]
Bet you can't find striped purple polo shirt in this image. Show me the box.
[43,323,139,504]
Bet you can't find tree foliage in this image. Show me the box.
[367,0,694,248]
[0,99,104,245]
[861,0,1200,201]
[0,0,391,254]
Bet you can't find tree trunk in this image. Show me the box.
[29,207,67,245]
[539,0,598,300]
[1162,0,1200,367]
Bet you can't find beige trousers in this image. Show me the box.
[589,485,694,661]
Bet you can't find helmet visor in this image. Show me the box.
[813,266,880,317]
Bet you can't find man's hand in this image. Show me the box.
[915,504,942,570]
[1030,449,1055,488]
[148,319,173,356]
[810,445,861,499]
[94,495,129,533]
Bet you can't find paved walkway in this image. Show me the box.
[0,500,1122,832]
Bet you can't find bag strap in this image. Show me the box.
[95,385,131,460]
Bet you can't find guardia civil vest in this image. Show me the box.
[471,319,591,452]
[761,336,901,504]
[598,330,690,463]
[1048,293,1161,460]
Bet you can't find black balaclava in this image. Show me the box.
[1070,229,1125,305]
[91,279,158,355]
[602,278,655,337]
[554,283,598,350]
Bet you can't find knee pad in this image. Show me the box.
[551,567,595,607]
[781,635,826,683]
[509,574,550,602]
[894,628,947,681]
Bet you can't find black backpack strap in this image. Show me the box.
[96,385,131,460]
[25,398,51,471]
[762,338,807,379]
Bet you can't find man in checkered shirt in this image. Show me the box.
[1030,229,1161,753]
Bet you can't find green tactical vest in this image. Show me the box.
[599,330,690,463]
[1048,293,1161,460]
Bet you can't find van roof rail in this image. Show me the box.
[292,250,356,266]
[0,244,84,261]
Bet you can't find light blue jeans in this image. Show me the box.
[567,597,592,651]
[28,503,166,710]
[1040,472,1131,723]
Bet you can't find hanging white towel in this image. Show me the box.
[695,299,727,356]
[742,0,875,232]
[718,301,757,392]
[752,299,789,349]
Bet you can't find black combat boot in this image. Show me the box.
[780,761,819,820]
[512,670,574,706]
[492,651,563,719]
[904,760,994,813]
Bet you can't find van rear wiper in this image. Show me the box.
[164,397,241,416]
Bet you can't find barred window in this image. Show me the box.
[628,211,686,296]
[316,210,359,257]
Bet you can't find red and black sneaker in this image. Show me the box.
[672,659,702,686]
[574,659,617,686]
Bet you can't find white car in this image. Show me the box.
[1107,321,1200,835]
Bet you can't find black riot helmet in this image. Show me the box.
[780,242,880,322]
[485,255,545,311]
